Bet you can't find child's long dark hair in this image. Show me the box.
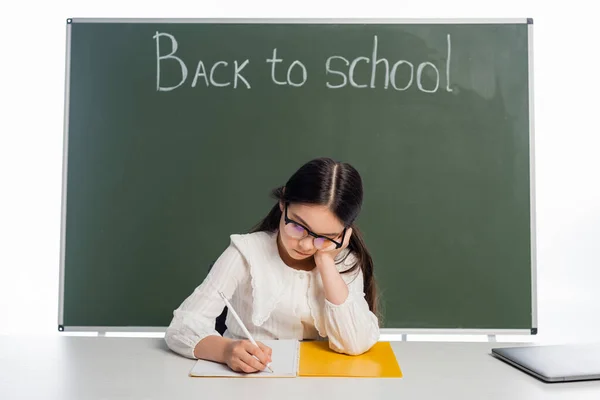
[250,158,379,321]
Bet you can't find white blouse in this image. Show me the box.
[165,231,380,358]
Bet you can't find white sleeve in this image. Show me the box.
[323,268,380,355]
[164,244,246,359]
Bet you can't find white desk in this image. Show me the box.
[1,336,600,399]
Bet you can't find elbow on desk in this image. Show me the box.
[329,338,376,356]
[163,329,180,354]
[164,328,198,359]
[329,330,380,356]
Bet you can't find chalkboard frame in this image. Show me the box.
[57,18,537,336]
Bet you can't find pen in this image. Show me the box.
[218,291,274,373]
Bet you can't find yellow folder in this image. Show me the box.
[299,341,403,378]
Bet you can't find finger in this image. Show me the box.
[257,342,273,361]
[244,341,269,365]
[321,241,336,252]
[239,351,267,371]
[343,227,353,247]
[234,360,259,374]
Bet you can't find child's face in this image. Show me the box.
[278,202,345,260]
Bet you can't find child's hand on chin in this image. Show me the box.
[314,227,353,266]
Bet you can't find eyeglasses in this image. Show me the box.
[283,203,347,250]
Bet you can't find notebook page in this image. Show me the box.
[189,340,299,378]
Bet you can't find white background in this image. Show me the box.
[0,0,598,344]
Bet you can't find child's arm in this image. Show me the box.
[164,244,245,359]
[316,255,380,355]
[316,256,349,305]
[195,336,272,373]
[193,335,233,362]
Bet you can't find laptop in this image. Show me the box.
[491,343,600,382]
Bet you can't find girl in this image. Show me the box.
[165,157,380,373]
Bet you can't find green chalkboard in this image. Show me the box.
[60,19,535,332]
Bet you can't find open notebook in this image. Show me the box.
[189,340,402,378]
[189,340,300,378]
